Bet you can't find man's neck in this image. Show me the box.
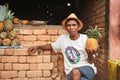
[70,33,80,40]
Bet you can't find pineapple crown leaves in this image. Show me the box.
[85,25,102,39]
[5,10,15,20]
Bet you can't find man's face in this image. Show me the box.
[66,20,80,35]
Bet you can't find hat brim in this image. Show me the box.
[62,18,83,31]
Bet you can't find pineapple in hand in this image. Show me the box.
[85,25,102,54]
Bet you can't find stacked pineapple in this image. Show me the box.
[0,3,20,46]
[85,25,102,53]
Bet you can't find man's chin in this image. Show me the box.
[68,31,74,34]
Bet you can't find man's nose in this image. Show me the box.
[69,25,74,29]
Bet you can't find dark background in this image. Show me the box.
[0,0,79,24]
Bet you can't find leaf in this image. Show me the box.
[85,25,102,38]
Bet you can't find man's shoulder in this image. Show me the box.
[80,33,87,37]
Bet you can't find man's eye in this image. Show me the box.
[72,24,77,26]
[66,24,77,26]
[66,24,71,26]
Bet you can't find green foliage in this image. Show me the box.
[0,3,14,21]
[85,25,102,39]
[5,10,14,20]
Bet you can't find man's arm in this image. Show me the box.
[27,44,52,55]
[38,44,52,50]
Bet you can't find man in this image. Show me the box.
[27,13,97,80]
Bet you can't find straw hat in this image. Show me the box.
[62,13,83,31]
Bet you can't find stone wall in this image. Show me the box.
[0,25,67,80]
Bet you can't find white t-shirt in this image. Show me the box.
[51,33,97,75]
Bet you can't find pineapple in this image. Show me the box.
[0,38,2,45]
[0,22,3,31]
[8,29,18,39]
[4,19,13,31]
[2,38,11,46]
[0,31,7,39]
[11,38,20,46]
[85,25,102,52]
[4,10,14,31]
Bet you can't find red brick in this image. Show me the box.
[0,63,4,70]
[58,60,64,66]
[17,35,24,40]
[2,56,18,62]
[99,1,105,7]
[27,70,42,77]
[38,63,53,70]
[100,6,105,12]
[33,29,46,34]
[100,17,105,23]
[58,53,63,60]
[58,66,64,73]
[19,56,26,63]
[33,41,47,45]
[52,68,58,74]
[20,41,33,46]
[43,70,51,77]
[27,56,42,63]
[43,55,51,62]
[0,49,5,55]
[0,56,1,62]
[1,71,17,79]
[52,55,58,62]
[100,11,105,17]
[53,61,58,67]
[47,41,53,44]
[14,48,28,55]
[43,50,51,55]
[12,78,28,80]
[29,64,38,70]
[5,63,12,70]
[23,35,37,41]
[51,68,58,79]
[13,64,29,70]
[32,78,52,80]
[38,35,50,41]
[51,36,59,41]
[56,75,62,80]
[53,51,57,55]
[62,74,67,80]
[5,49,14,55]
[19,29,33,34]
[58,29,67,34]
[18,71,26,78]
[47,29,58,35]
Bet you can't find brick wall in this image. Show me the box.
[0,25,67,80]
[77,0,108,80]
[0,0,109,80]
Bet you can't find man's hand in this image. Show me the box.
[86,48,98,54]
[86,48,97,63]
[27,46,38,55]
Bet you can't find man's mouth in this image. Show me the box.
[68,31,75,33]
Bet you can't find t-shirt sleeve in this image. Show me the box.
[81,34,88,48]
[85,34,88,43]
[51,36,61,53]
